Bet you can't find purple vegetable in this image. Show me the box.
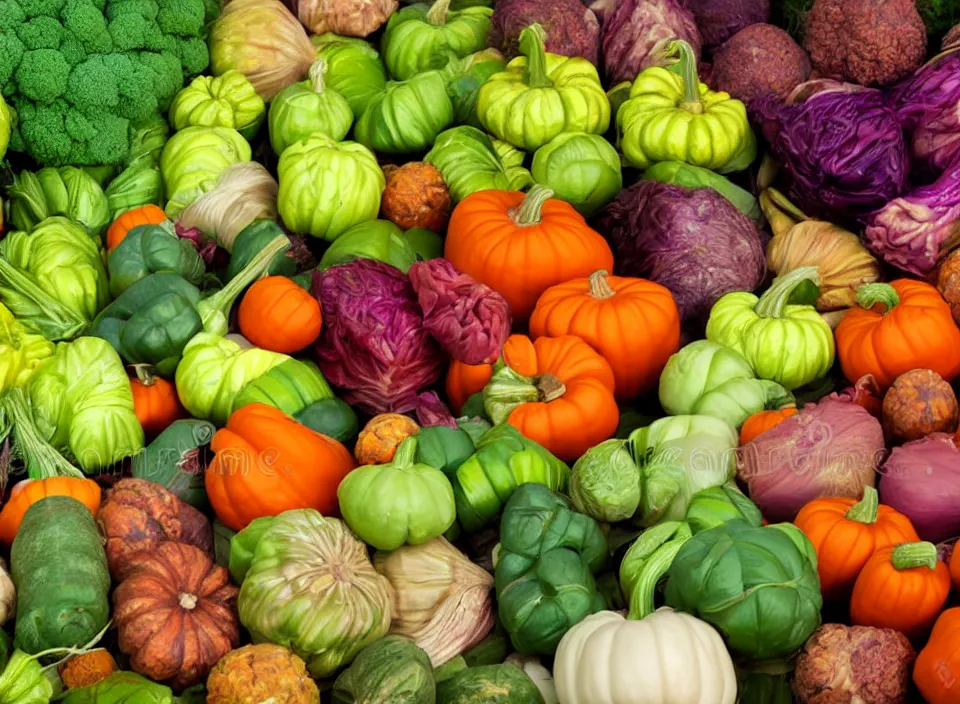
[601,0,701,85]
[678,0,770,48]
[738,393,885,524]
[408,258,511,366]
[753,83,910,220]
[175,223,226,269]
[599,181,765,329]
[879,433,960,543]
[415,391,458,429]
[489,0,600,64]
[863,165,960,278]
[311,259,445,416]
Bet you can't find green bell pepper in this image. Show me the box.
[169,70,266,140]
[318,220,418,273]
[477,23,609,151]
[131,418,216,509]
[618,40,752,172]
[311,33,388,117]
[294,397,359,445]
[494,483,607,655]
[382,0,493,81]
[403,228,444,261]
[87,235,289,377]
[355,71,454,154]
[107,222,206,298]
[706,266,836,390]
[425,126,532,202]
[415,424,476,478]
[442,48,507,128]
[452,423,569,533]
[531,132,622,216]
[226,220,297,280]
[665,520,823,660]
[268,60,354,156]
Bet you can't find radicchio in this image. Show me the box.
[489,0,600,64]
[312,260,445,415]
[753,83,910,220]
[601,0,701,85]
[863,165,960,278]
[408,258,511,366]
[415,391,458,429]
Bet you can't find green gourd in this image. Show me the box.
[268,60,353,157]
[437,664,545,703]
[131,419,216,509]
[294,398,359,445]
[332,636,435,703]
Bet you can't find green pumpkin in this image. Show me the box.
[268,60,354,156]
[231,358,334,417]
[383,0,493,81]
[691,377,795,430]
[706,266,835,390]
[332,636,436,703]
[107,222,206,298]
[415,424,476,478]
[57,671,179,703]
[531,132,622,216]
[442,48,507,128]
[294,398,359,445]
[169,70,265,140]
[685,482,763,534]
[404,227,444,260]
[437,664,544,703]
[477,24,609,151]
[425,126,532,202]
[311,34,388,117]
[130,419,215,509]
[318,220,418,273]
[227,220,296,280]
[355,71,454,154]
[658,340,757,416]
[337,436,456,551]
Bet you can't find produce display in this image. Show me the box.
[2,1,960,701]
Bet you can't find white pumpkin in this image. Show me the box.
[554,608,737,704]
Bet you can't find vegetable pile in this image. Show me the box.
[1,0,960,701]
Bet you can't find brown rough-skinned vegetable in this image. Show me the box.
[793,623,915,704]
[206,644,320,704]
[380,163,452,233]
[97,478,214,580]
[711,24,811,102]
[882,369,960,443]
[490,0,600,64]
[355,414,421,466]
[59,650,119,690]
[937,248,960,325]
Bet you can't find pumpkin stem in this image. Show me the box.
[2,387,84,480]
[519,24,554,89]
[891,541,938,571]
[513,185,554,226]
[626,536,690,621]
[536,373,567,402]
[130,363,158,387]
[667,40,704,114]
[845,486,879,524]
[856,283,900,313]
[588,270,616,300]
[754,266,821,319]
[308,59,327,93]
[426,0,451,25]
[760,188,808,237]
[178,592,198,610]
[390,436,419,468]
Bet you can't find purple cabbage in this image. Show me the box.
[311,259,445,416]
[863,165,960,278]
[754,83,910,220]
[598,181,766,329]
[601,0,701,85]
[415,391,458,429]
[408,258,511,366]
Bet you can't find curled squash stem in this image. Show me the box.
[308,59,328,93]
[754,266,820,319]
[588,270,616,299]
[535,374,566,403]
[669,40,704,114]
[844,486,879,524]
[519,24,553,89]
[856,283,900,314]
[426,0,452,25]
[513,185,554,226]
[891,541,938,571]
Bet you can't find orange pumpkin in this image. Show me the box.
[915,607,960,703]
[0,477,101,546]
[355,414,420,465]
[949,545,960,591]
[836,280,960,390]
[206,403,355,531]
[238,276,323,354]
[481,335,618,462]
[130,364,184,439]
[529,270,680,401]
[850,541,950,638]
[105,204,168,251]
[739,407,798,445]
[445,185,615,321]
[793,486,920,599]
[446,334,533,414]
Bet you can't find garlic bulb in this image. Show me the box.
[374,537,495,666]
[763,188,881,311]
[0,558,15,625]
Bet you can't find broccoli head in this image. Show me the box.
[0,0,216,166]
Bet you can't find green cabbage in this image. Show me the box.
[0,303,53,394]
[160,126,252,218]
[8,167,111,234]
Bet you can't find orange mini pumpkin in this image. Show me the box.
[446,334,532,414]
[482,335,618,462]
[739,407,798,445]
[836,280,960,390]
[949,545,960,592]
[0,477,101,546]
[445,185,615,321]
[529,270,680,401]
[355,413,420,465]
[915,607,960,703]
[850,541,950,638]
[794,486,920,599]
[206,403,355,531]
[238,276,323,354]
[130,364,184,439]
[105,204,168,251]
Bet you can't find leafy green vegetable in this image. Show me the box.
[8,168,110,234]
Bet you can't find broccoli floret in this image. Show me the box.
[177,35,206,77]
[0,31,24,82]
[18,0,64,18]
[18,15,63,48]
[67,54,117,110]
[104,0,157,20]
[107,10,161,50]
[61,0,111,53]
[16,48,68,101]
[0,1,27,32]
[155,0,201,37]
[58,30,84,63]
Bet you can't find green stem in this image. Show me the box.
[856,283,899,313]
[627,537,688,620]
[426,0,451,25]
[755,267,820,319]
[845,486,879,524]
[668,40,703,114]
[891,541,938,571]
[308,60,327,93]
[130,363,158,387]
[760,188,806,238]
[513,185,554,226]
[519,24,553,89]
[0,255,86,341]
[3,387,84,479]
[391,436,419,468]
